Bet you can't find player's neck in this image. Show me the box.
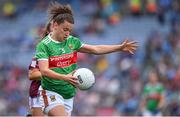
[150,82,158,86]
[50,33,63,42]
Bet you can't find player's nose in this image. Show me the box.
[65,31,70,37]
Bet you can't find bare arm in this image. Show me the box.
[140,97,146,110]
[78,40,138,55]
[28,68,42,80]
[158,93,165,109]
[38,60,78,86]
[78,44,122,55]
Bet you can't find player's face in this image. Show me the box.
[53,20,73,41]
[149,72,158,83]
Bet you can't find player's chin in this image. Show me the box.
[64,37,68,40]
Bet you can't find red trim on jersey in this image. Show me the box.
[48,52,77,68]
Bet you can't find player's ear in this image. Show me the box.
[52,22,59,30]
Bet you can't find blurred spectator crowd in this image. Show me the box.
[0,0,179,116]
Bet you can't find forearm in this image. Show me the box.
[29,71,41,80]
[158,95,165,109]
[29,69,42,80]
[40,68,66,80]
[140,99,146,109]
[83,45,123,55]
[96,45,123,54]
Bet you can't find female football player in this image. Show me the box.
[140,71,165,116]
[35,1,138,116]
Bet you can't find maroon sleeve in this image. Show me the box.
[29,57,41,98]
[29,57,39,69]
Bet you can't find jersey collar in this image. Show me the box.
[48,33,61,44]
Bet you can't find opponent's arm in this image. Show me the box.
[140,97,146,110]
[158,93,165,109]
[78,40,138,55]
[28,68,42,80]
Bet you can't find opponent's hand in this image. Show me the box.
[120,39,138,54]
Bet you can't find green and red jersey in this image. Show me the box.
[35,34,84,99]
[142,83,165,111]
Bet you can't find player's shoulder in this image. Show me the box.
[37,36,51,47]
[157,83,164,88]
[144,83,151,89]
[41,36,52,45]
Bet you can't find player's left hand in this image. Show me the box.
[120,39,138,54]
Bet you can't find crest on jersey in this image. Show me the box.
[50,95,56,102]
[69,44,73,50]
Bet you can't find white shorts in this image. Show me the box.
[29,96,42,109]
[142,109,162,117]
[39,86,74,116]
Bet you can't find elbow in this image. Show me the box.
[40,69,49,76]
[28,74,34,80]
[28,71,35,80]
[91,47,101,55]
[28,71,41,80]
[93,51,101,55]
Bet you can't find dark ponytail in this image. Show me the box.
[41,21,52,39]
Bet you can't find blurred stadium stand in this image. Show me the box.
[0,0,179,116]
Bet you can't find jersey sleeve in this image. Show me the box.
[71,36,84,51]
[29,58,38,69]
[35,43,49,60]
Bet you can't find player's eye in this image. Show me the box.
[63,28,72,33]
[63,28,68,31]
